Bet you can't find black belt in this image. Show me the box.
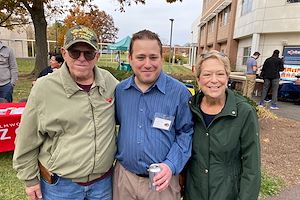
[136,173,148,178]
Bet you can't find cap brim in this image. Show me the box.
[64,39,98,50]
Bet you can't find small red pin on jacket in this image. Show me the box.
[105,98,113,103]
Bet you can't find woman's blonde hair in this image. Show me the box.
[195,50,231,78]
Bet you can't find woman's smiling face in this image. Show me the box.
[198,58,229,99]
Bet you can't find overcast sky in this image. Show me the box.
[93,0,202,45]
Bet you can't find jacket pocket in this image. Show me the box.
[48,135,64,168]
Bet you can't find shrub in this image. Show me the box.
[260,170,284,197]
[163,54,186,64]
[100,66,133,81]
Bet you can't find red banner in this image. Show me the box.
[0,102,26,153]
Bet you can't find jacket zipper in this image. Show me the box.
[88,90,97,180]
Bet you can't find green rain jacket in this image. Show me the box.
[184,89,261,200]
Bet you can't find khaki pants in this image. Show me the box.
[113,162,181,200]
[243,74,256,98]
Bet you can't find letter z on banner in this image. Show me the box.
[0,116,22,153]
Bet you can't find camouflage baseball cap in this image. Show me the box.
[63,25,99,50]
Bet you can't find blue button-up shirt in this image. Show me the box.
[115,72,194,175]
[246,56,257,75]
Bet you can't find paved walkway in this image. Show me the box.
[263,184,300,200]
[269,100,300,121]
[253,97,300,121]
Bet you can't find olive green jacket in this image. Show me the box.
[13,63,118,186]
[184,89,261,200]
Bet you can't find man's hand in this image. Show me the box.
[25,184,42,200]
[153,163,172,192]
[253,65,257,72]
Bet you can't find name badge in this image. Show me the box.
[152,113,174,131]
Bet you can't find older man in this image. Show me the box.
[13,25,118,200]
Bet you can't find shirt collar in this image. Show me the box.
[124,71,166,94]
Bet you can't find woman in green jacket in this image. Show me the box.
[184,50,261,200]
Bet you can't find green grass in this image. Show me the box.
[1,57,282,199]
[260,170,284,198]
[17,58,36,74]
[0,152,27,200]
[13,55,194,102]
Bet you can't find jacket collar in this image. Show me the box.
[124,71,166,94]
[60,63,106,98]
[189,89,238,118]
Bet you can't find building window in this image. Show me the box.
[242,47,251,65]
[287,0,300,3]
[208,18,215,33]
[241,0,252,16]
[200,26,205,35]
[219,6,231,27]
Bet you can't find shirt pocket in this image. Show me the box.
[0,52,9,65]
[147,111,175,133]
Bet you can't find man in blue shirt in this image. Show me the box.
[113,30,194,200]
[243,51,260,98]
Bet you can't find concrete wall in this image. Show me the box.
[234,0,300,38]
[0,27,28,58]
[191,16,201,44]
[236,32,300,71]
[236,37,254,71]
[234,0,300,71]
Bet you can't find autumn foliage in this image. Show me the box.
[64,6,118,43]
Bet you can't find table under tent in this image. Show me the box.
[108,36,132,71]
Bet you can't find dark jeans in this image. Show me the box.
[0,82,13,102]
[261,78,280,105]
[40,174,112,200]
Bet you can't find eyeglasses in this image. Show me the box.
[200,52,227,59]
[67,49,97,61]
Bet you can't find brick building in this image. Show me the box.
[198,0,238,69]
[197,0,300,73]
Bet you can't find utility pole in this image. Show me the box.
[169,18,174,65]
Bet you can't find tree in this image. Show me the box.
[117,0,182,11]
[47,21,68,53]
[1,0,51,75]
[0,0,182,76]
[64,6,118,43]
[0,1,28,29]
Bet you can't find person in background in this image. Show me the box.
[184,50,261,200]
[32,54,64,86]
[243,51,260,98]
[13,25,118,200]
[0,41,18,102]
[38,54,64,78]
[0,97,8,103]
[259,49,284,109]
[115,50,120,63]
[113,29,194,200]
